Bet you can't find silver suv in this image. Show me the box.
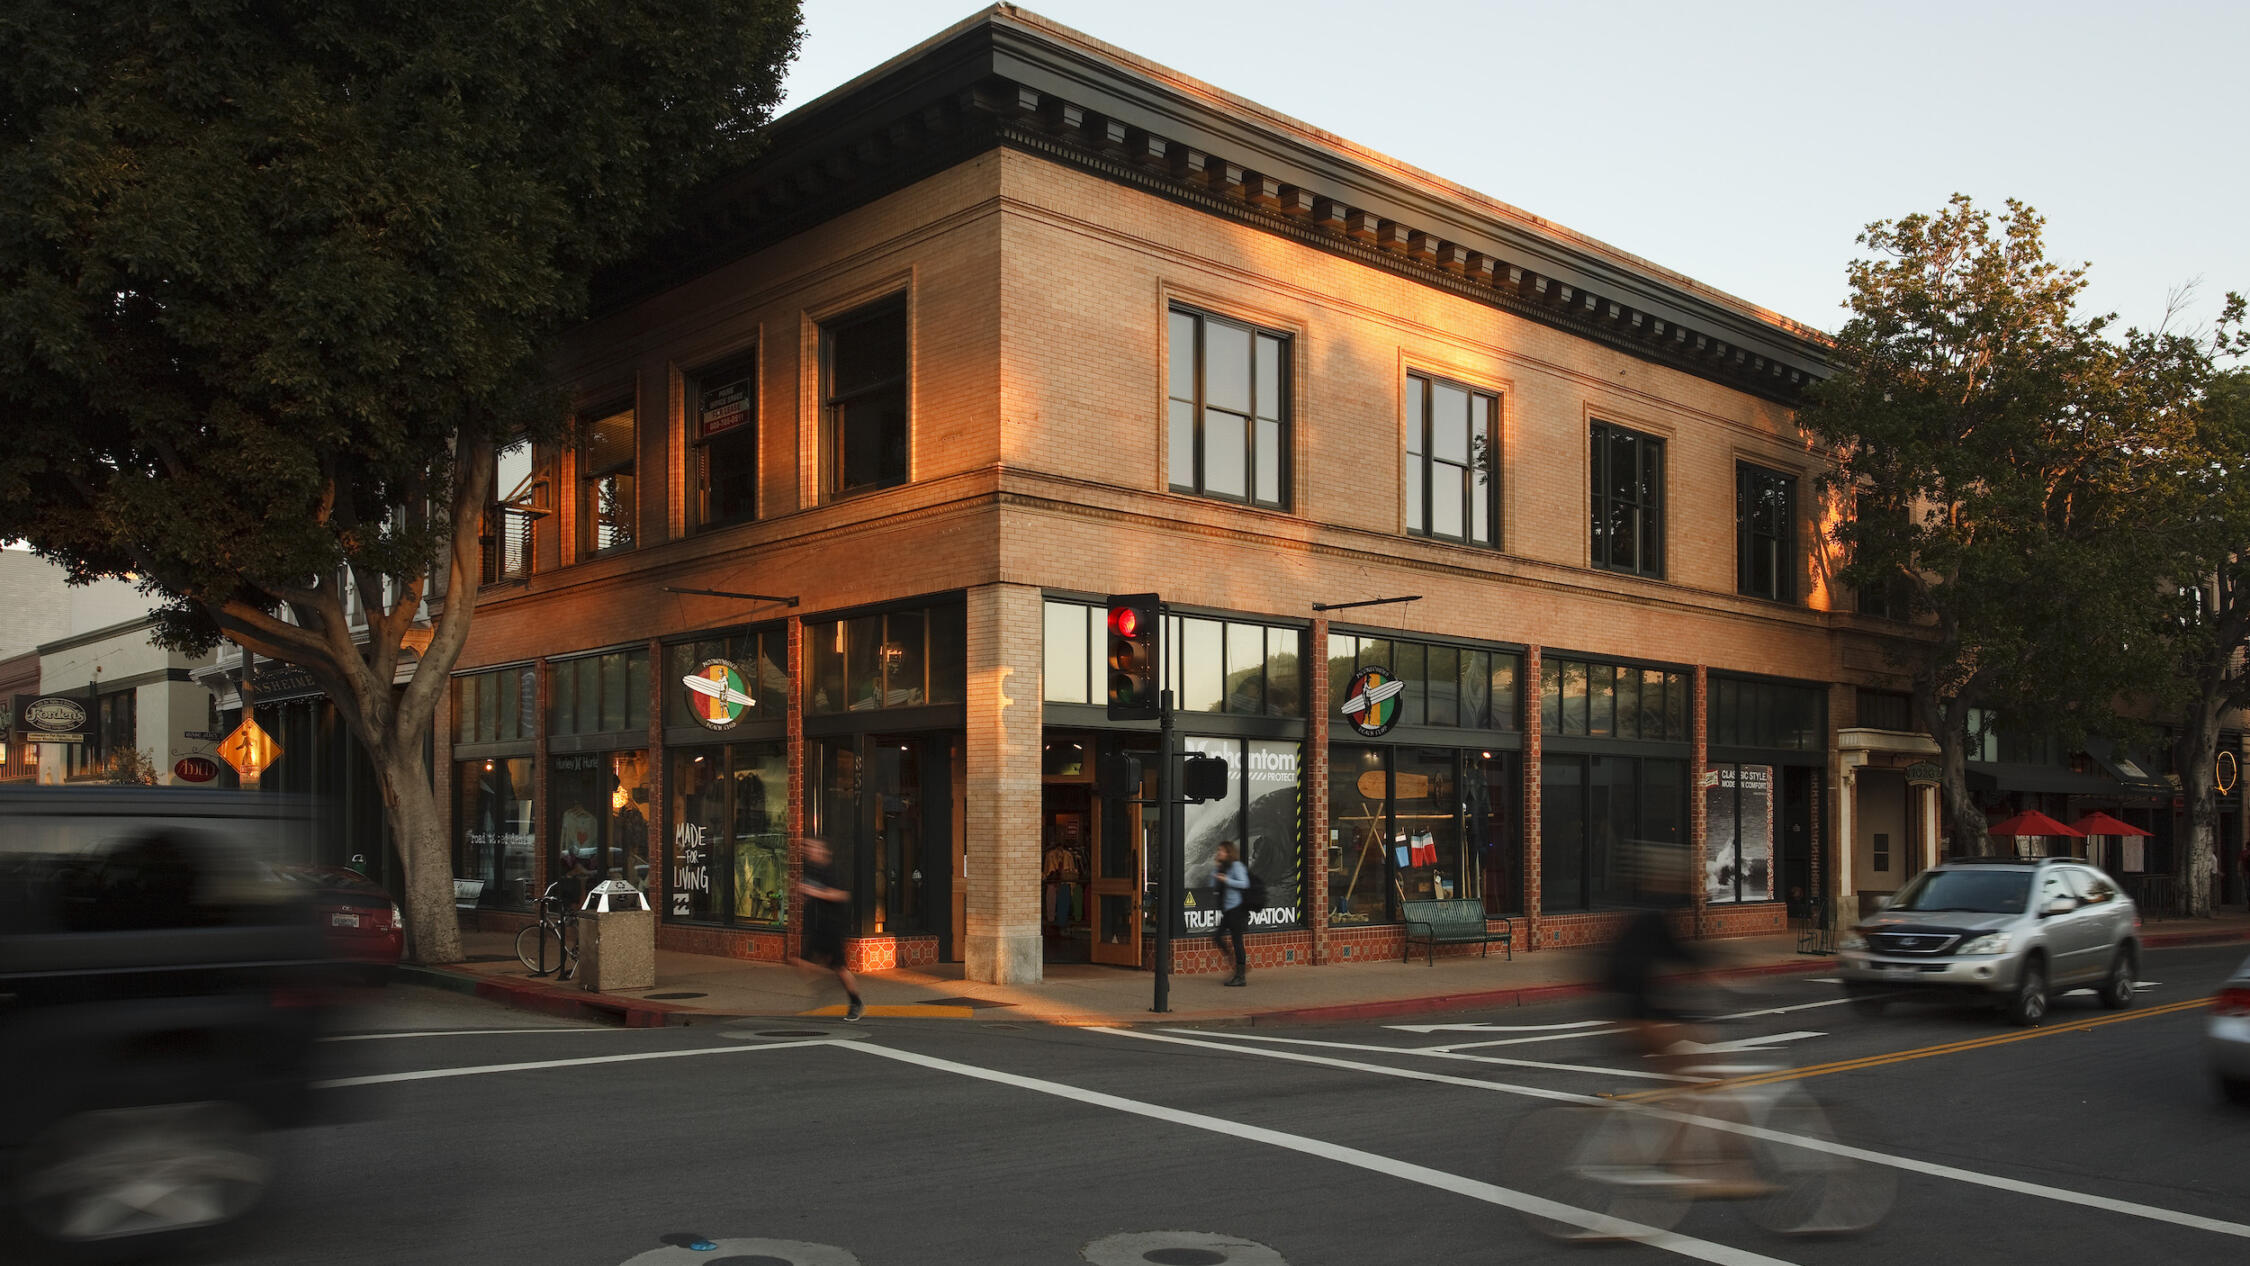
[1837,857,2140,1025]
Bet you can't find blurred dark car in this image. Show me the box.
[2212,951,2250,1105]
[0,787,340,1261]
[275,864,403,972]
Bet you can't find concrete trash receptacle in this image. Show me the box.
[578,880,654,992]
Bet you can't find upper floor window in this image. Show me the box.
[1406,374,1498,546]
[579,402,636,557]
[1710,674,1823,751]
[821,299,908,495]
[1736,463,1797,602]
[1590,421,1663,579]
[483,437,538,584]
[1855,688,1913,732]
[691,352,759,529]
[1168,307,1288,508]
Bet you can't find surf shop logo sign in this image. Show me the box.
[1340,668,1403,738]
[681,659,754,730]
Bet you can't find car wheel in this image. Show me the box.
[2004,956,2049,1026]
[12,1101,272,1256]
[2097,948,2136,1010]
[2224,1077,2250,1108]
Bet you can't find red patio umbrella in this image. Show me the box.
[1985,809,2085,837]
[2067,811,2152,837]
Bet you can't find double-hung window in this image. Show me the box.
[1168,307,1288,508]
[821,299,908,495]
[578,402,636,557]
[1589,420,1663,578]
[691,352,759,529]
[1406,374,1498,546]
[1736,463,1797,602]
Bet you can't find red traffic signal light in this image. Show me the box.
[1105,593,1161,721]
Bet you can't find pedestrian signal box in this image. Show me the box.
[1181,753,1228,803]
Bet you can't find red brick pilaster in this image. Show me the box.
[786,616,804,962]
[1691,663,1709,940]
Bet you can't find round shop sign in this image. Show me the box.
[22,695,87,734]
[173,756,220,783]
[1340,668,1404,738]
[681,658,754,730]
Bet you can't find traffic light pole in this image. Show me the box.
[1153,687,1175,1014]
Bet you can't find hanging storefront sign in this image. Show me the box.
[2218,749,2239,796]
[12,693,87,744]
[681,658,755,730]
[173,756,220,783]
[1903,761,1941,787]
[1340,668,1404,738]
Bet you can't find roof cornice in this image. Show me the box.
[598,5,1831,405]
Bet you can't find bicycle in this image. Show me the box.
[515,882,581,980]
[1504,1027,1896,1242]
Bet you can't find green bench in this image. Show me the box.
[1401,899,1513,964]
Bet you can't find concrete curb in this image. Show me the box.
[1242,955,1831,1027]
[2143,927,2250,951]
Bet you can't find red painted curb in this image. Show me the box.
[429,967,685,1028]
[2143,928,2250,950]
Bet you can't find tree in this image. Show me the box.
[1799,196,2188,857]
[2151,354,2250,918]
[0,2,801,962]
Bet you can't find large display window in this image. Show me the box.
[667,742,789,926]
[1180,737,1303,934]
[1705,763,1774,904]
[1329,744,1522,925]
[1540,754,1687,911]
[550,749,651,904]
[455,756,534,910]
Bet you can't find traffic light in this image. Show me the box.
[1105,593,1161,720]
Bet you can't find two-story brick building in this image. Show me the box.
[437,6,1938,985]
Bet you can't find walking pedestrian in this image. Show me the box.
[2239,840,2250,911]
[789,837,864,1020]
[1212,839,1250,987]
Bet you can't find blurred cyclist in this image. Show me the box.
[1601,843,1707,1064]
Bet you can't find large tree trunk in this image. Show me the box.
[2175,695,2225,920]
[1922,685,1990,857]
[374,738,462,963]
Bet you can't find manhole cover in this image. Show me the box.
[1146,1252,1225,1265]
[645,992,707,1000]
[1083,1232,1287,1266]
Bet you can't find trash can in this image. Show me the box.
[577,879,654,993]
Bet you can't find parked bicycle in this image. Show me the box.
[515,881,581,980]
[1504,1025,1895,1242]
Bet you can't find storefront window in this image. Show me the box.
[1711,676,1825,751]
[1329,744,1522,925]
[1541,754,1688,912]
[807,603,965,714]
[549,750,652,903]
[1179,737,1302,934]
[1705,763,1774,904]
[1163,614,1302,718]
[664,630,786,727]
[1329,745,1391,925]
[549,648,650,737]
[456,757,535,910]
[1327,633,1521,731]
[667,742,788,926]
[1542,657,1688,741]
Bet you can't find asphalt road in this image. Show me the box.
[198,941,2250,1266]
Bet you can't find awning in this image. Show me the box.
[2084,738,2170,794]
[1965,763,2123,797]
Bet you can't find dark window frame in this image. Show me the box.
[577,400,637,559]
[1406,372,1500,548]
[1167,305,1291,510]
[689,349,760,531]
[483,435,539,584]
[1589,420,1665,579]
[1736,462,1798,602]
[820,297,910,497]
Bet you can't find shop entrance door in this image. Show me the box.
[867,734,952,954]
[1089,802,1144,967]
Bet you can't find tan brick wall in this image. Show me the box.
[963,581,1044,983]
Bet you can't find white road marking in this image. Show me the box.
[1422,996,1857,1053]
[1711,996,1861,1021]
[2136,981,2162,988]
[1158,1028,1699,1082]
[1658,1031,1825,1056]
[849,1039,1797,1265]
[1806,977,1842,984]
[1102,1027,2250,1242]
[1387,1018,1610,1034]
[314,1039,831,1087]
[322,1027,615,1042]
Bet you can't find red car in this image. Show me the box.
[275,865,404,974]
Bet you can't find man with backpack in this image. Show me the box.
[1212,839,1256,987]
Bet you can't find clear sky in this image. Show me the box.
[782,1,2248,339]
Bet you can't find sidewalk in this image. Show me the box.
[395,911,2250,1030]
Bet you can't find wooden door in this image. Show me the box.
[1089,802,1144,966]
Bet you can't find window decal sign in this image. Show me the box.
[682,658,754,730]
[1340,668,1403,738]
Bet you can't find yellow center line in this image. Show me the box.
[1614,997,2213,1102]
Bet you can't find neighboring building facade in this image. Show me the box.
[34,616,219,788]
[430,8,2179,983]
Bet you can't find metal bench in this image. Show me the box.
[1400,899,1513,964]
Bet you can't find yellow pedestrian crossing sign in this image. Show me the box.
[216,717,281,780]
